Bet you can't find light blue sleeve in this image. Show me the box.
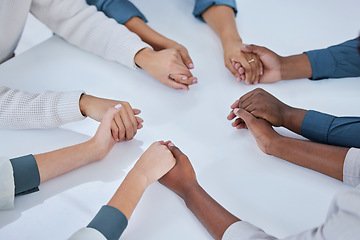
[193,0,237,22]
[86,0,147,24]
[305,38,360,80]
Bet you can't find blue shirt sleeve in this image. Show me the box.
[86,0,147,24]
[301,110,360,148]
[10,154,40,196]
[305,38,360,80]
[87,205,128,240]
[193,0,237,22]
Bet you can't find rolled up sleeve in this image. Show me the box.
[193,0,237,22]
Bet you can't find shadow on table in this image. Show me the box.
[0,128,144,228]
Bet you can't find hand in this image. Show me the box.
[240,45,283,83]
[79,94,143,142]
[227,88,291,127]
[223,39,263,85]
[132,141,176,186]
[232,108,280,155]
[160,40,194,70]
[87,106,121,161]
[135,48,197,90]
[159,142,198,199]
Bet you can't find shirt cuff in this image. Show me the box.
[222,221,276,240]
[301,110,336,144]
[193,0,237,22]
[10,155,40,196]
[305,48,337,80]
[86,0,148,24]
[343,148,360,187]
[87,205,128,240]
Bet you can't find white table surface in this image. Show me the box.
[0,0,360,239]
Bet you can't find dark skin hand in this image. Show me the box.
[227,88,307,135]
[232,108,349,181]
[159,142,240,240]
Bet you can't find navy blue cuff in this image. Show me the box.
[87,205,128,240]
[305,48,336,80]
[301,110,336,144]
[10,154,40,196]
[193,0,237,22]
[327,117,360,148]
[87,0,148,24]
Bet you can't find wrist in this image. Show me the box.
[267,134,285,156]
[134,47,154,69]
[281,54,312,80]
[221,33,242,48]
[79,93,91,116]
[282,107,307,134]
[181,182,202,202]
[84,139,109,162]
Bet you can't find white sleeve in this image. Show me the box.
[69,227,106,240]
[0,86,85,129]
[30,0,152,69]
[0,157,15,210]
[343,147,360,187]
[223,186,360,240]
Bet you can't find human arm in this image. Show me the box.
[199,2,262,84]
[70,141,176,240]
[228,88,360,148]
[159,142,240,240]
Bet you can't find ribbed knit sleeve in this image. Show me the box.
[0,86,85,129]
[30,0,152,69]
[0,157,15,210]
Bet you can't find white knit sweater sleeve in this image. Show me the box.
[0,86,85,129]
[0,157,15,210]
[30,0,152,69]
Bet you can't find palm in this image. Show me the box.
[259,53,282,83]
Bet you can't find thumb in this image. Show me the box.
[100,104,122,129]
[167,142,185,160]
[233,108,255,125]
[241,44,266,57]
[178,48,194,69]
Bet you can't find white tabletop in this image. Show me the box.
[0,0,360,239]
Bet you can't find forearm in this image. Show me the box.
[107,169,148,220]
[282,107,307,135]
[183,184,240,240]
[202,5,241,45]
[270,136,349,181]
[34,140,102,183]
[125,17,172,51]
[281,53,313,80]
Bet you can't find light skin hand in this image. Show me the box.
[124,17,195,69]
[159,142,240,240]
[107,141,176,219]
[232,108,348,181]
[201,5,262,84]
[134,48,197,90]
[35,106,120,183]
[227,88,307,134]
[240,44,313,82]
[79,94,143,142]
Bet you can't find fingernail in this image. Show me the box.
[115,104,122,109]
[254,81,258,84]
[234,108,239,114]
[260,70,263,75]
[168,142,175,147]
[237,76,241,82]
[116,138,119,142]
[182,76,188,80]
[192,78,198,84]
[188,63,194,68]
[241,76,245,80]
[245,81,250,85]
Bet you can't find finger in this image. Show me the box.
[133,108,141,115]
[123,102,138,136]
[111,120,120,142]
[239,89,257,105]
[166,77,190,90]
[135,116,144,129]
[238,67,245,75]
[232,117,244,127]
[241,44,268,58]
[114,112,126,141]
[239,57,253,85]
[178,48,194,69]
[169,74,197,85]
[247,55,257,84]
[227,60,241,82]
[167,142,186,160]
[120,108,135,140]
[233,108,255,125]
[100,104,122,130]
[254,54,262,84]
[230,99,240,109]
[227,109,237,120]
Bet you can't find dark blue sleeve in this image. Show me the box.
[86,0,147,24]
[301,110,360,148]
[193,0,237,22]
[10,154,40,196]
[87,205,128,240]
[304,38,360,80]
